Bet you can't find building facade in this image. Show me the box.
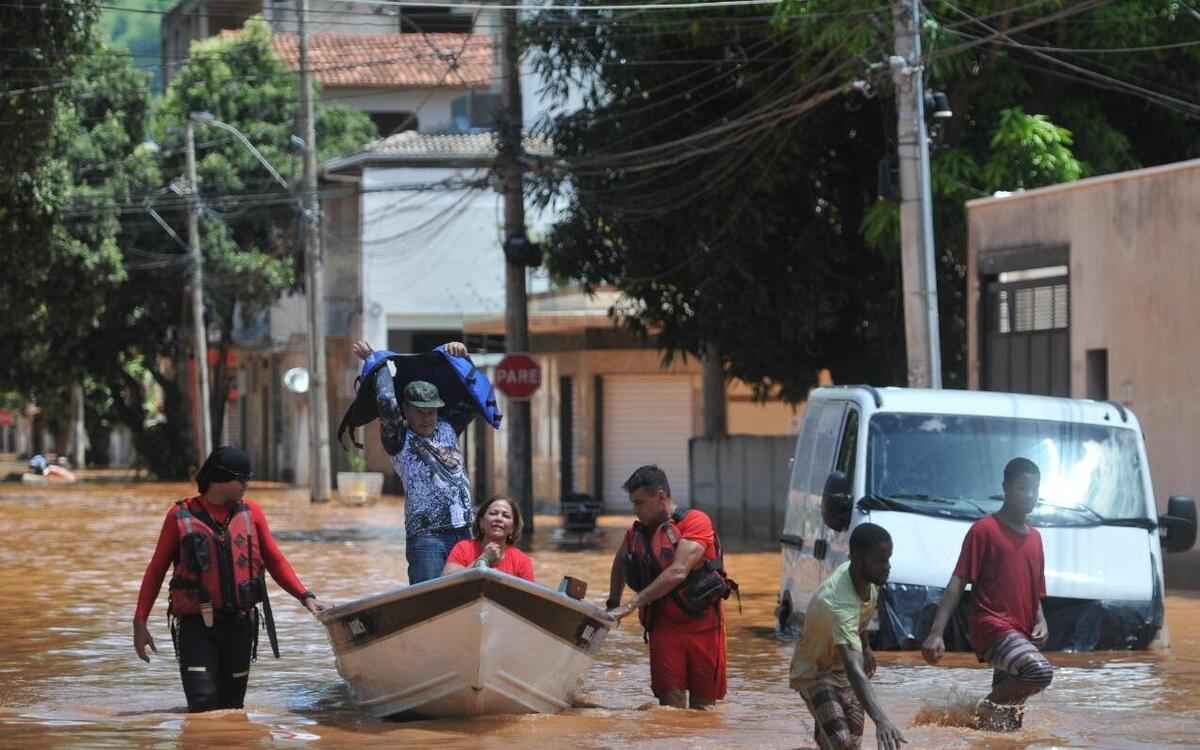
[966,158,1200,582]
[462,288,800,510]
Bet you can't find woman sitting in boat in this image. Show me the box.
[441,496,534,581]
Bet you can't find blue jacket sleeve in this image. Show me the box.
[360,349,395,381]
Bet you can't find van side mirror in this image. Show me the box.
[821,471,853,532]
[1160,496,1197,554]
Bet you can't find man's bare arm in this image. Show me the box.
[840,645,906,750]
[607,539,628,609]
[609,539,704,621]
[921,575,967,664]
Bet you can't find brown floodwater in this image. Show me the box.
[1,479,1198,749]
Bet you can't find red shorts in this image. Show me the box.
[648,621,727,702]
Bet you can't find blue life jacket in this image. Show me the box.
[337,345,502,449]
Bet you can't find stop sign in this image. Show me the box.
[495,353,542,400]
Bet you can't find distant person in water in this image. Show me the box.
[27,453,76,482]
[441,496,534,582]
[922,457,1053,731]
[789,523,906,750]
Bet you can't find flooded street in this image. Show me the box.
[1,480,1199,749]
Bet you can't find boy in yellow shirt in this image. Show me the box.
[789,523,905,750]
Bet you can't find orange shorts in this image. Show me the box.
[648,621,727,702]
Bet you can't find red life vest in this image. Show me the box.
[621,509,737,630]
[167,497,265,616]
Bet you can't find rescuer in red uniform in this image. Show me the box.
[607,465,736,709]
[132,446,326,712]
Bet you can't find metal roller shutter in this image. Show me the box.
[602,375,694,508]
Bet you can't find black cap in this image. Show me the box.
[198,445,254,486]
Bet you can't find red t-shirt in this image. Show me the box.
[651,508,722,631]
[952,514,1046,656]
[134,497,309,622]
[446,539,535,582]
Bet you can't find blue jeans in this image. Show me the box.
[406,528,472,584]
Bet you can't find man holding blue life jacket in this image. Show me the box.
[352,340,479,584]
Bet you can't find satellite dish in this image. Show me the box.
[283,367,310,394]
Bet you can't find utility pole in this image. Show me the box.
[298,0,332,502]
[891,0,942,388]
[500,5,533,539]
[185,119,213,461]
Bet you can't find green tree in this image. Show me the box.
[860,0,1199,383]
[149,17,375,447]
[0,0,100,395]
[2,18,375,476]
[526,0,1200,396]
[1,11,149,462]
[526,6,910,400]
[11,43,173,470]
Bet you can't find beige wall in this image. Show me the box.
[728,379,802,435]
[967,160,1200,512]
[471,347,798,508]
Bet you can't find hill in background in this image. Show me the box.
[98,0,177,91]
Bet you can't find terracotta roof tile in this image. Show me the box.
[269,32,494,89]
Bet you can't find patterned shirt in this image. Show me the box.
[392,420,474,537]
[368,364,474,537]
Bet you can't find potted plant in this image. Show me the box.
[337,449,384,505]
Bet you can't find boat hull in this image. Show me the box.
[318,568,614,718]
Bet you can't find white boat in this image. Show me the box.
[318,566,615,719]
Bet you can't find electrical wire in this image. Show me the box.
[933,0,1200,119]
[925,0,1118,62]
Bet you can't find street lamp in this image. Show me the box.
[189,112,291,192]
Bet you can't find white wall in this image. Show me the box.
[269,290,310,346]
[321,88,465,133]
[359,165,554,350]
[267,0,475,34]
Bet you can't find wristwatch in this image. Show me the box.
[301,591,317,602]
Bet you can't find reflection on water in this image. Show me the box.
[1,480,1199,748]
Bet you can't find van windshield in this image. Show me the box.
[865,413,1151,527]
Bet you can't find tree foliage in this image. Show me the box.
[526,0,1200,397]
[1,16,375,474]
[526,7,908,400]
[0,0,101,393]
[147,18,376,447]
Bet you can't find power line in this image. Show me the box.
[520,5,884,218]
[16,0,789,16]
[56,175,484,219]
[925,0,1118,63]
[935,0,1200,119]
[286,0,788,10]
[547,49,864,211]
[942,35,1200,56]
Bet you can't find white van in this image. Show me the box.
[776,386,1197,651]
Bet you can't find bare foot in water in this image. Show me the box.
[975,698,1024,732]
